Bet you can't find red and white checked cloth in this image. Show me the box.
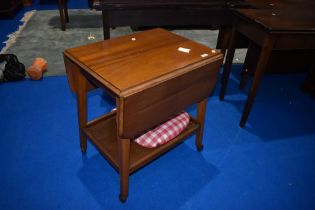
[134,112,190,148]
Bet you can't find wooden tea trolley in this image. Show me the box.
[63,28,223,202]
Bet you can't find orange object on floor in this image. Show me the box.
[27,58,48,80]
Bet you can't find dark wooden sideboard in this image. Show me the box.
[0,0,22,17]
[91,0,251,39]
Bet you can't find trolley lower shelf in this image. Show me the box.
[83,111,200,174]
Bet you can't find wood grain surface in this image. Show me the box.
[65,28,223,96]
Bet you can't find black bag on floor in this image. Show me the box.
[0,54,26,82]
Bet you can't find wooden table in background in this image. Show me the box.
[63,28,223,202]
[220,1,315,127]
[91,0,251,40]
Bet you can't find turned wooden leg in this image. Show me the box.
[220,26,238,100]
[118,138,130,202]
[102,10,110,40]
[58,0,66,31]
[195,98,208,151]
[240,36,274,127]
[77,70,88,154]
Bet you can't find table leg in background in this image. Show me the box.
[102,10,110,40]
[240,36,274,127]
[220,26,237,100]
[64,0,69,23]
[239,42,254,90]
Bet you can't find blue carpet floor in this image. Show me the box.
[0,65,315,209]
[1,1,315,209]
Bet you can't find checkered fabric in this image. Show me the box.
[134,112,190,148]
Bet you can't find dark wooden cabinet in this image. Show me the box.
[0,0,22,17]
